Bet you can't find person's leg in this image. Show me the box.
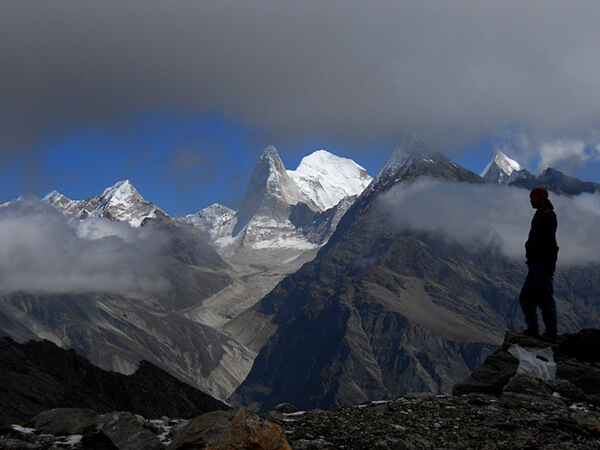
[519,268,539,333]
[538,271,557,336]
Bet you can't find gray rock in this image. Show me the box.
[452,349,519,396]
[95,411,163,450]
[273,403,299,414]
[25,408,96,436]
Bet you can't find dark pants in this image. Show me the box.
[519,265,557,333]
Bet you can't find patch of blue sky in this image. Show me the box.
[38,111,259,217]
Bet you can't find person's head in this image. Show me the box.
[530,187,549,210]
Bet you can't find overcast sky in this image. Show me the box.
[1,1,600,215]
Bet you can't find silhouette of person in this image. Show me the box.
[519,187,559,338]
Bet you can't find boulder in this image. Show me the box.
[452,349,518,396]
[25,408,96,436]
[94,411,163,450]
[453,329,600,401]
[168,408,291,450]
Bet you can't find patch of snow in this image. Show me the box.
[57,435,83,447]
[11,425,36,433]
[569,403,590,411]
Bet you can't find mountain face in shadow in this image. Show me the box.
[0,336,229,427]
[230,137,600,412]
[510,167,600,195]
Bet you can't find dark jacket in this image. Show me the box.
[525,202,559,271]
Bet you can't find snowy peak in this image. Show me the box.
[481,151,533,185]
[98,180,147,207]
[287,150,372,211]
[180,203,236,240]
[85,180,162,226]
[43,180,166,227]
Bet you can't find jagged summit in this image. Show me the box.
[42,190,64,203]
[386,134,431,163]
[42,180,165,226]
[233,146,316,237]
[261,145,281,163]
[366,136,483,198]
[482,151,522,177]
[481,151,533,185]
[99,180,146,205]
[288,150,372,211]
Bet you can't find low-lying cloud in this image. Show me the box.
[0,197,170,294]
[378,179,600,267]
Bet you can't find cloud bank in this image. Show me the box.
[0,198,170,294]
[378,180,600,267]
[2,1,600,157]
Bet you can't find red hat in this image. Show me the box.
[530,187,549,199]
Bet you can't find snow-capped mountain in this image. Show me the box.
[287,150,372,211]
[180,204,236,240]
[182,147,373,252]
[481,151,534,185]
[43,180,166,227]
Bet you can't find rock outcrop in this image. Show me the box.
[453,328,600,401]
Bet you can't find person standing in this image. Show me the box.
[519,187,559,338]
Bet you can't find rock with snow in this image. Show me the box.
[287,150,372,211]
[453,329,600,400]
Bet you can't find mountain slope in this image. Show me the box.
[230,137,600,412]
[1,185,253,400]
[0,336,229,427]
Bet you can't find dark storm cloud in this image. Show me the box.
[378,179,600,267]
[0,197,170,294]
[2,1,600,156]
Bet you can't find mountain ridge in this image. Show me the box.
[0,336,230,427]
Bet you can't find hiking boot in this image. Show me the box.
[523,327,540,337]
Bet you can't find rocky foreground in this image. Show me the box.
[1,329,599,449]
